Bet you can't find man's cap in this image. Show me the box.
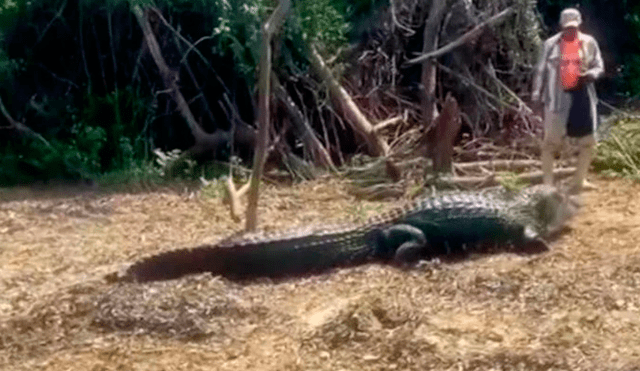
[560,8,582,29]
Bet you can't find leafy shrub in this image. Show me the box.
[59,123,108,175]
[212,0,349,80]
[295,0,348,51]
[593,117,640,180]
[0,121,109,185]
[0,0,353,187]
[81,86,154,171]
[96,160,164,190]
[0,48,21,85]
[618,54,640,99]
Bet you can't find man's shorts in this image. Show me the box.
[544,89,596,148]
[544,108,596,148]
[567,88,594,137]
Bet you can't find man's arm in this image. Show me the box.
[583,37,604,81]
[532,40,550,102]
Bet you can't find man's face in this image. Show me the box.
[562,26,578,39]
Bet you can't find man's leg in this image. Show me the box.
[541,144,556,186]
[569,135,597,194]
[542,110,566,186]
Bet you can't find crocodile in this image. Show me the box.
[108,185,579,283]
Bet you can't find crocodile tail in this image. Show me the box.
[110,227,375,283]
[117,245,226,283]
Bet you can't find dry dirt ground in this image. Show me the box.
[1,176,639,371]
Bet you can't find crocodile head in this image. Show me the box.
[532,185,581,235]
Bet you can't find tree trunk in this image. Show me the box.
[420,0,447,126]
[245,0,291,231]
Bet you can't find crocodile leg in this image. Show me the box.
[365,224,429,264]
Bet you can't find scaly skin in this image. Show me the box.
[107,185,578,283]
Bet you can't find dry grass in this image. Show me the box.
[1,176,640,370]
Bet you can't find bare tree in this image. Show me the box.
[245,0,291,231]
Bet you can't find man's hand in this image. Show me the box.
[529,94,544,114]
[531,91,541,103]
[580,71,596,84]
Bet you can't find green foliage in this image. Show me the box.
[618,2,640,98]
[0,122,106,185]
[499,0,543,67]
[496,171,529,192]
[295,0,348,52]
[211,0,349,80]
[60,123,108,174]
[211,0,270,80]
[153,148,194,177]
[96,160,165,190]
[0,0,344,187]
[0,47,21,85]
[153,147,233,181]
[81,86,155,170]
[0,84,155,185]
[619,54,640,99]
[593,117,640,181]
[0,0,22,85]
[625,2,640,41]
[0,0,21,32]
[199,178,229,199]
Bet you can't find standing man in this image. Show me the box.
[532,8,604,194]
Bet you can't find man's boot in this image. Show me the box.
[569,144,595,194]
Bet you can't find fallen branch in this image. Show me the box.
[390,0,415,36]
[349,183,405,201]
[309,45,389,156]
[133,5,207,141]
[405,7,515,65]
[445,167,576,188]
[149,8,226,86]
[437,62,522,114]
[454,159,541,172]
[373,116,403,132]
[273,76,336,170]
[134,5,233,177]
[485,62,533,115]
[0,96,54,150]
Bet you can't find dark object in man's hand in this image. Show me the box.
[580,73,595,84]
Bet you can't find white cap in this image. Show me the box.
[560,8,582,29]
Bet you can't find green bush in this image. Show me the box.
[81,86,154,171]
[295,0,348,51]
[0,0,353,187]
[212,0,349,80]
[619,54,640,99]
[0,82,158,186]
[0,122,107,185]
[593,117,640,180]
[96,160,164,190]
